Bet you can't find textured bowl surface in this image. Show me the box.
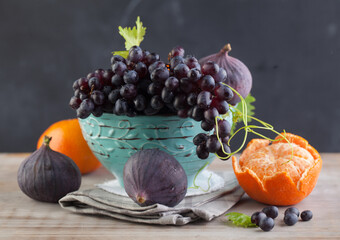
[79,113,232,187]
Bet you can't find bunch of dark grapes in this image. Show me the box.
[69,46,234,160]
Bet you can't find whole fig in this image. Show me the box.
[123,149,187,207]
[17,136,81,203]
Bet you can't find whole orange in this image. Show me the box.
[37,119,101,174]
[232,133,322,205]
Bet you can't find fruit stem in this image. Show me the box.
[43,136,52,146]
[220,44,232,54]
[136,195,145,204]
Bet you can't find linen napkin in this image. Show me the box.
[59,171,244,225]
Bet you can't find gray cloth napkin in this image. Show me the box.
[59,171,244,225]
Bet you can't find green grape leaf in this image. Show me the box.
[119,16,146,51]
[225,212,257,228]
[112,50,129,59]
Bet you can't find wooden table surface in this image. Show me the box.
[0,153,339,239]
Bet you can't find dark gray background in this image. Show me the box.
[1,0,339,152]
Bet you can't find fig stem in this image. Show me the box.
[43,136,52,146]
[220,44,232,54]
[136,195,145,204]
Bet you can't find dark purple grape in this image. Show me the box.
[148,61,165,74]
[174,63,190,79]
[108,89,120,103]
[114,99,128,115]
[72,80,80,90]
[284,214,298,226]
[214,83,234,102]
[259,217,275,232]
[180,78,194,93]
[87,72,99,80]
[111,55,126,64]
[170,56,185,70]
[134,62,148,78]
[213,68,227,82]
[202,61,219,75]
[301,210,313,221]
[144,103,160,116]
[201,120,215,131]
[102,69,114,84]
[79,91,88,101]
[165,77,179,90]
[216,119,231,138]
[102,85,113,96]
[173,93,187,110]
[76,107,91,119]
[151,67,170,84]
[177,109,189,118]
[185,56,199,69]
[120,84,137,100]
[146,53,160,65]
[74,89,80,98]
[112,62,127,76]
[187,93,197,106]
[197,91,212,109]
[284,207,300,217]
[142,50,150,60]
[88,77,102,90]
[123,70,139,84]
[191,106,205,121]
[79,98,95,114]
[204,108,219,123]
[187,68,201,82]
[147,83,163,95]
[126,60,135,70]
[216,143,231,160]
[78,78,89,92]
[69,96,81,109]
[128,46,143,63]
[134,94,147,111]
[161,88,174,103]
[92,106,103,117]
[222,136,230,144]
[193,133,208,146]
[262,206,279,219]
[94,69,105,81]
[196,145,209,159]
[211,98,229,114]
[150,95,164,110]
[111,75,124,87]
[126,107,137,117]
[91,90,105,105]
[168,46,184,59]
[251,212,267,226]
[206,135,221,153]
[200,75,215,92]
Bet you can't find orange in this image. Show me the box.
[37,119,101,174]
[232,133,322,205]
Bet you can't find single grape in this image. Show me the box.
[144,103,160,116]
[114,99,128,115]
[94,69,105,81]
[180,78,194,93]
[196,144,209,159]
[283,213,298,226]
[199,75,216,92]
[151,67,170,84]
[213,68,227,82]
[173,93,187,110]
[79,91,88,101]
[69,96,81,109]
[168,46,184,59]
[92,106,103,117]
[150,95,164,110]
[197,91,212,109]
[111,75,124,87]
[91,90,105,105]
[259,217,275,232]
[87,72,100,80]
[284,207,300,217]
[216,119,231,138]
[74,89,80,98]
[187,92,197,106]
[211,98,229,114]
[202,61,219,75]
[142,50,150,60]
[214,83,234,102]
[88,77,102,90]
[204,108,219,123]
[170,56,185,70]
[165,77,179,90]
[123,70,139,84]
[78,78,89,92]
[206,135,221,153]
[112,61,127,76]
[102,69,114,84]
[76,107,91,119]
[134,62,148,78]
[120,84,137,100]
[134,94,147,111]
[111,55,126,65]
[262,206,279,219]
[191,105,205,121]
[148,61,165,74]
[177,109,189,118]
[251,212,267,226]
[79,98,95,113]
[216,143,231,160]
[187,68,202,82]
[102,85,113,96]
[301,210,313,221]
[147,82,163,95]
[108,89,120,104]
[174,63,190,79]
[161,88,175,103]
[73,79,80,90]
[193,133,208,146]
[128,46,143,63]
[185,56,200,69]
[146,53,160,65]
[201,120,215,131]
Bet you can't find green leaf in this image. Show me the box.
[118,16,146,51]
[225,212,257,228]
[112,50,129,59]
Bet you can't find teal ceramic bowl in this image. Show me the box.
[78,113,232,187]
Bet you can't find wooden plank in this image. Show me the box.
[0,153,339,239]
